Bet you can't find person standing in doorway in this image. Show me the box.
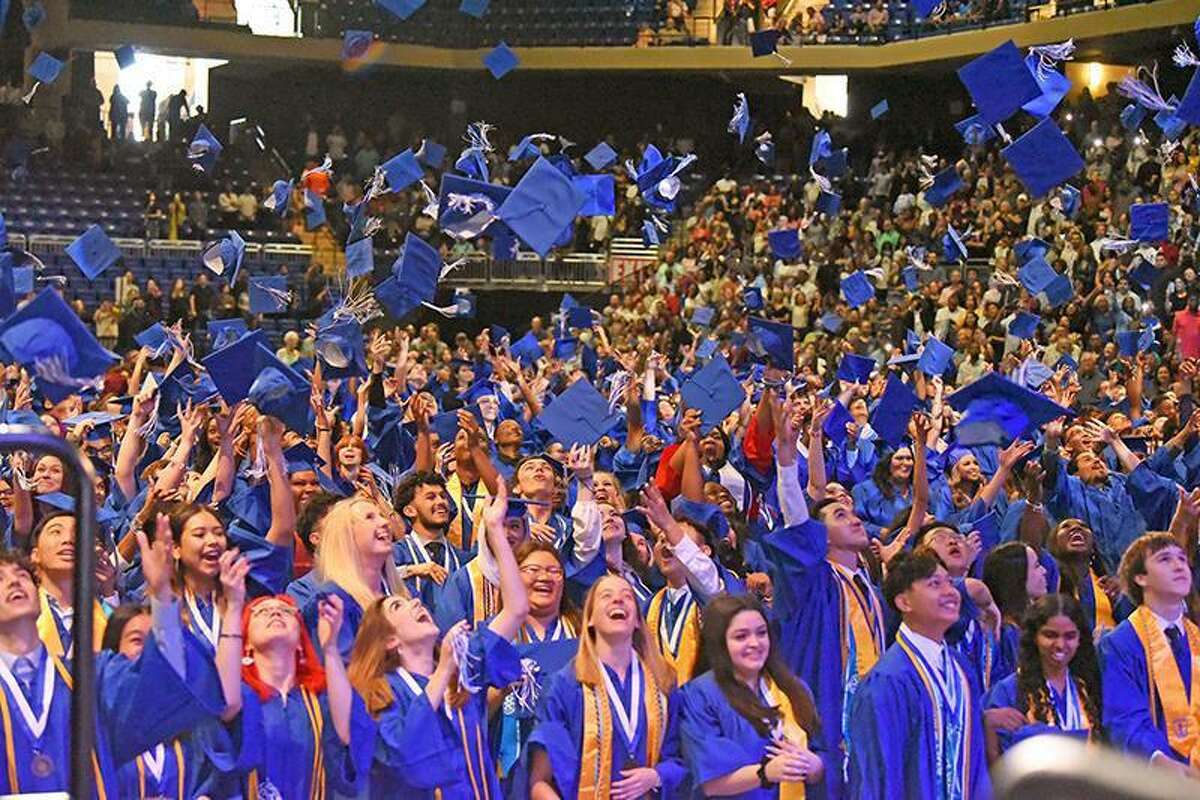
[139,81,157,142]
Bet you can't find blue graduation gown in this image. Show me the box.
[847,640,991,800]
[392,533,467,614]
[368,627,520,799]
[982,673,1090,754]
[764,519,882,800]
[990,622,1021,687]
[850,480,910,539]
[527,657,689,799]
[228,681,376,798]
[1099,617,1191,761]
[115,722,240,800]
[0,626,224,798]
[297,582,367,664]
[946,578,995,693]
[680,670,830,800]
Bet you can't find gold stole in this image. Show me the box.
[446,474,486,552]
[577,658,666,800]
[468,561,502,625]
[135,740,186,800]
[1090,571,1115,633]
[246,687,326,800]
[1130,606,1200,769]
[0,656,107,797]
[36,590,108,659]
[645,589,701,684]
[1024,677,1093,736]
[764,677,808,800]
[827,561,883,679]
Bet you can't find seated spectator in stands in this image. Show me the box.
[799,6,824,41]
[217,182,239,228]
[277,331,304,367]
[144,279,165,322]
[93,300,120,352]
[186,190,208,238]
[237,183,260,230]
[326,124,349,170]
[866,1,888,33]
[169,278,191,324]
[636,23,655,47]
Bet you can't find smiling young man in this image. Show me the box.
[392,471,466,612]
[1100,533,1200,778]
[847,551,991,800]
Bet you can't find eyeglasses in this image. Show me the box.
[250,603,300,619]
[520,565,564,579]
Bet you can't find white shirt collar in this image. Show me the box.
[900,623,947,669]
[0,643,45,672]
[665,584,691,604]
[1150,605,1186,635]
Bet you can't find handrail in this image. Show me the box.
[0,426,97,800]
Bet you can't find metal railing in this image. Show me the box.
[0,427,97,800]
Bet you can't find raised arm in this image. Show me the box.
[260,417,296,548]
[210,401,243,505]
[977,439,1037,509]
[316,595,353,744]
[410,393,435,475]
[311,362,335,478]
[483,481,530,640]
[1087,419,1141,474]
[458,410,501,496]
[116,380,158,502]
[216,547,250,721]
[153,400,206,496]
[775,392,811,528]
[805,400,832,504]
[565,444,601,565]
[640,484,721,599]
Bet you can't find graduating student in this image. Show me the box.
[1047,518,1119,638]
[346,482,526,798]
[1100,532,1200,777]
[847,551,991,800]
[436,446,601,630]
[680,593,828,798]
[599,504,657,609]
[528,573,689,800]
[982,594,1102,760]
[0,514,223,797]
[392,471,467,611]
[28,511,112,659]
[215,559,376,798]
[767,399,889,799]
[983,542,1049,684]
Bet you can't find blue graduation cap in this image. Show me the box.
[747,317,794,372]
[924,166,963,208]
[695,338,719,361]
[553,337,578,360]
[959,509,1000,541]
[837,353,875,384]
[870,99,889,120]
[1155,99,1187,140]
[535,379,621,447]
[134,322,172,356]
[460,0,489,18]
[376,0,426,19]
[1001,118,1085,199]
[265,180,292,218]
[508,135,545,162]
[1129,258,1158,292]
[381,149,423,193]
[742,286,764,312]
[1043,273,1074,308]
[1008,311,1040,339]
[870,375,921,447]
[768,228,803,261]
[1176,67,1200,125]
[248,275,290,315]
[0,287,118,403]
[749,28,783,58]
[1013,237,1051,264]
[187,124,223,176]
[115,45,136,70]
[1120,103,1147,131]
[22,2,45,30]
[917,337,955,377]
[584,142,617,171]
[670,496,730,541]
[1018,256,1057,294]
[1021,54,1071,118]
[691,306,715,328]
[374,232,440,319]
[947,372,1073,446]
[27,52,63,86]
[955,114,996,146]
[316,320,368,378]
[509,331,544,366]
[1058,184,1081,219]
[496,157,586,257]
[436,173,511,240]
[819,311,843,334]
[841,270,874,308]
[12,266,32,296]
[248,367,312,433]
[1116,328,1155,357]
[901,266,920,292]
[66,224,121,281]
[207,318,248,349]
[345,237,375,279]
[815,148,848,179]
[201,230,246,285]
[1129,202,1168,242]
[815,190,841,217]
[204,334,307,408]
[680,356,745,433]
[304,190,327,230]
[341,29,375,63]
[483,42,519,79]
[573,175,616,217]
[427,411,461,445]
[642,218,662,247]
[416,138,446,169]
[942,226,968,263]
[957,40,1041,125]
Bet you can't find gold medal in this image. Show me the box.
[30,751,54,778]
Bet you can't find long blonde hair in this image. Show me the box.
[315,498,407,612]
[575,575,675,694]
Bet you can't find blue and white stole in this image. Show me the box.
[896,630,972,800]
[400,532,462,593]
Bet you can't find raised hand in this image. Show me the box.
[136,513,176,603]
[316,593,345,654]
[565,443,595,482]
[217,548,250,608]
[998,439,1036,471]
[637,484,673,534]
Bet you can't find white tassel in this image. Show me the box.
[1174,42,1200,69]
[995,124,1013,146]
[419,180,439,219]
[509,658,542,715]
[21,82,40,105]
[918,154,939,190]
[464,121,496,153]
[808,166,831,194]
[1028,39,1075,78]
[450,626,482,693]
[1096,237,1140,253]
[33,355,104,394]
[439,257,467,282]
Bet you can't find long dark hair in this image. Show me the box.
[697,593,820,739]
[871,448,910,500]
[1014,594,1103,735]
[984,541,1034,624]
